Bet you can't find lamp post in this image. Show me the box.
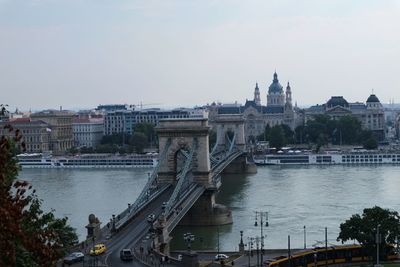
[254,211,269,266]
[288,235,291,267]
[183,232,195,252]
[376,224,381,267]
[325,227,328,266]
[247,237,254,267]
[217,226,220,256]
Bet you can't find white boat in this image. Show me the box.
[17,153,158,169]
[253,152,400,165]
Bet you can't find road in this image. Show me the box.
[103,186,173,267]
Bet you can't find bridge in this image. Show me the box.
[91,116,255,267]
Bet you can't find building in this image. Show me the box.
[0,118,51,153]
[31,109,75,154]
[208,72,300,143]
[73,117,104,148]
[103,108,207,136]
[305,94,386,140]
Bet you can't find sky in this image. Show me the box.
[1,0,400,111]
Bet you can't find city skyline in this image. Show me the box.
[1,0,400,111]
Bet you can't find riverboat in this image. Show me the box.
[253,152,400,165]
[17,153,158,168]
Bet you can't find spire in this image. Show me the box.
[273,71,278,82]
[254,81,261,106]
[285,80,292,108]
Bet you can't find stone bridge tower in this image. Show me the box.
[156,118,212,187]
[214,114,246,152]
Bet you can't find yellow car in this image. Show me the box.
[90,244,106,255]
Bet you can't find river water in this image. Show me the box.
[20,165,400,250]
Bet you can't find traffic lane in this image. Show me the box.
[105,188,173,267]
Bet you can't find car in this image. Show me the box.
[63,252,84,265]
[177,254,183,261]
[147,214,156,222]
[90,244,106,256]
[162,202,168,209]
[120,248,133,261]
[215,254,229,260]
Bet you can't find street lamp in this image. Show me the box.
[247,237,255,267]
[183,232,195,252]
[376,224,381,267]
[254,211,269,266]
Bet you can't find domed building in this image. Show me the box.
[305,94,386,140]
[209,72,301,143]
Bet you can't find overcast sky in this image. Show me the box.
[1,0,399,111]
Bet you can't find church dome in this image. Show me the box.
[366,94,380,103]
[268,72,283,94]
[326,96,349,108]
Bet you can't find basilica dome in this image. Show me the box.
[268,72,283,94]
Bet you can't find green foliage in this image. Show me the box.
[300,115,378,147]
[130,132,148,153]
[134,122,156,146]
[101,133,131,146]
[364,137,378,150]
[1,106,78,266]
[337,206,400,261]
[269,125,287,149]
[257,124,271,141]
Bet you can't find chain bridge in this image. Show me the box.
[101,116,256,266]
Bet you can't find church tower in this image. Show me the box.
[285,82,292,109]
[254,82,261,106]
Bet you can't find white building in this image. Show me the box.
[73,117,104,148]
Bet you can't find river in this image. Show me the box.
[20,165,400,250]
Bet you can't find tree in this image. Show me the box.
[363,137,378,150]
[281,124,295,144]
[0,105,78,266]
[130,132,148,153]
[257,124,271,142]
[337,206,400,261]
[269,125,286,149]
[134,122,157,147]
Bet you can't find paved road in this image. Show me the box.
[103,187,173,267]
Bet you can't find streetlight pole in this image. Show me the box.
[325,227,328,266]
[288,235,291,267]
[217,226,220,256]
[255,211,269,266]
[376,224,381,267]
[304,225,306,249]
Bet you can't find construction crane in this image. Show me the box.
[131,102,163,110]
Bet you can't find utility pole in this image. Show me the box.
[376,224,381,267]
[255,211,269,266]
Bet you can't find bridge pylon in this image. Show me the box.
[156,118,212,187]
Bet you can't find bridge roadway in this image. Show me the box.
[100,149,246,266]
[104,186,173,267]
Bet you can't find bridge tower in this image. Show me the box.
[156,118,212,186]
[214,114,246,152]
[212,114,256,173]
[156,118,232,226]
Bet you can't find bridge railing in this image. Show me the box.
[113,138,171,231]
[163,138,197,217]
[130,138,171,211]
